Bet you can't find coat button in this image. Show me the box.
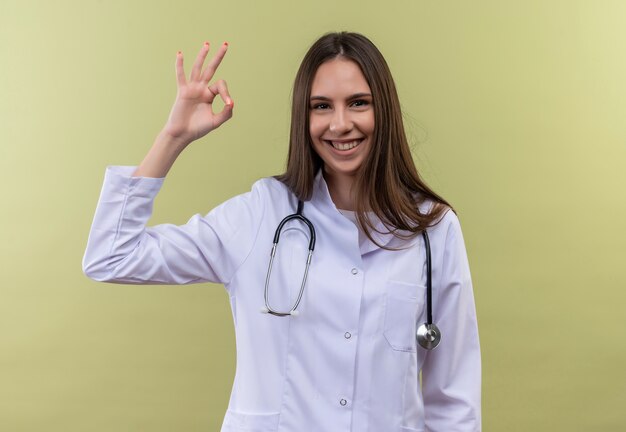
[340,398,347,406]
[344,332,352,339]
[351,268,358,275]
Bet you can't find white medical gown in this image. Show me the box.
[83,166,481,432]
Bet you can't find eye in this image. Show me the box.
[351,99,370,108]
[311,103,330,110]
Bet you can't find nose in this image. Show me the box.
[329,107,352,134]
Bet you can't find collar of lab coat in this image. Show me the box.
[310,168,397,254]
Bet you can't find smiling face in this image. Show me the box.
[309,58,375,185]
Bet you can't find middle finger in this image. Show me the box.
[190,41,210,81]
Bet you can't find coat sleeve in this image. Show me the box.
[82,165,266,287]
[421,210,481,431]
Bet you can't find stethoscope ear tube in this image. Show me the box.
[417,230,441,350]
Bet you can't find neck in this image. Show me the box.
[323,168,356,211]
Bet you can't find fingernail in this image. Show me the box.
[204,41,209,47]
[177,51,182,55]
[224,41,229,47]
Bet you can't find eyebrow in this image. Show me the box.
[309,92,372,101]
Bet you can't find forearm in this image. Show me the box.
[132,131,188,178]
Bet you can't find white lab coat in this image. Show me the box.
[83,166,481,432]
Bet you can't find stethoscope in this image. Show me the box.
[260,200,442,350]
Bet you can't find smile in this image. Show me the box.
[324,139,364,151]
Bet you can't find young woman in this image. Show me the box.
[83,32,481,432]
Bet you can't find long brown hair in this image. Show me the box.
[275,31,452,248]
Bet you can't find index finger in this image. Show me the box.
[200,42,228,84]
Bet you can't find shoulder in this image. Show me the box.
[257,176,292,195]
[218,176,294,218]
[435,207,461,231]
[203,176,292,235]
[234,176,291,211]
[226,176,291,204]
[422,203,464,247]
[415,196,460,232]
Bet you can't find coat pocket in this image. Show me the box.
[222,409,280,432]
[383,280,426,353]
[400,426,425,432]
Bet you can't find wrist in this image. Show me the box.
[156,129,191,153]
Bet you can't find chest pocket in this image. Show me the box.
[383,280,426,353]
[222,409,280,431]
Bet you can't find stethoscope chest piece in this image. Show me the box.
[417,323,441,350]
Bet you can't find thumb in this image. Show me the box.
[212,100,234,129]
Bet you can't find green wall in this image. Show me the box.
[1,0,625,430]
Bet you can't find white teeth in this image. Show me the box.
[329,140,360,150]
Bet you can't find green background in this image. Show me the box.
[2,0,625,430]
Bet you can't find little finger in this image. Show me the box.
[175,51,186,87]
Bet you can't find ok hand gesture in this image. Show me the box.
[162,41,234,146]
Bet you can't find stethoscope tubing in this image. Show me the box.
[263,200,316,317]
[422,229,433,326]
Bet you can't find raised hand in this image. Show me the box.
[162,41,234,146]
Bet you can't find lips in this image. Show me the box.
[324,139,364,151]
